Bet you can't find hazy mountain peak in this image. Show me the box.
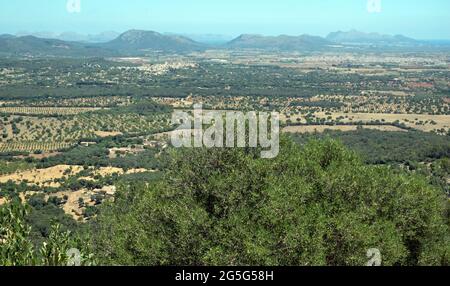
[227,33,331,51]
[13,31,120,43]
[118,29,161,40]
[103,29,204,53]
[326,30,417,44]
[0,34,16,39]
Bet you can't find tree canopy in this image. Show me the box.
[91,137,450,266]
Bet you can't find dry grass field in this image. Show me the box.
[9,187,117,221]
[0,165,84,187]
[79,167,149,181]
[0,165,151,187]
[57,187,114,221]
[57,185,119,221]
[93,131,123,137]
[0,165,149,220]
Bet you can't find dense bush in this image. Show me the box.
[91,137,450,266]
[0,202,94,266]
[291,129,450,164]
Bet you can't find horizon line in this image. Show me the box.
[3,29,450,42]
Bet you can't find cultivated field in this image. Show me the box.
[0,112,171,152]
[314,112,450,132]
[0,141,74,153]
[281,112,450,133]
[0,107,102,116]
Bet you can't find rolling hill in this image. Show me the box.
[225,34,332,51]
[326,30,418,45]
[100,30,206,54]
[0,35,115,57]
[0,30,206,57]
[15,31,121,43]
[0,34,16,40]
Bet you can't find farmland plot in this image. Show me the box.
[0,141,74,153]
[0,107,102,116]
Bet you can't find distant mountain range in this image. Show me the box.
[226,34,332,51]
[326,30,418,45]
[0,29,448,57]
[0,35,114,57]
[14,31,121,43]
[0,34,16,40]
[166,33,235,45]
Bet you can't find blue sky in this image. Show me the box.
[1,0,449,39]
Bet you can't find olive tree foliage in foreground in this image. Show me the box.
[92,137,450,266]
[0,201,95,266]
